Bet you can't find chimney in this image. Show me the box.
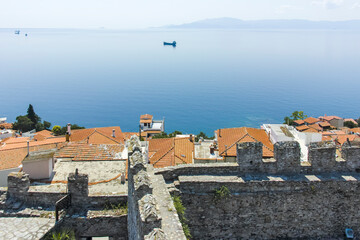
[219,129,221,138]
[190,134,193,142]
[112,129,116,138]
[27,141,30,156]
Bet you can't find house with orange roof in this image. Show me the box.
[347,127,360,135]
[296,125,310,132]
[293,120,305,126]
[303,117,320,126]
[215,127,274,162]
[139,114,165,139]
[69,126,124,144]
[0,140,64,186]
[319,115,344,129]
[148,137,194,168]
[344,118,358,127]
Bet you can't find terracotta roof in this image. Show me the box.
[320,115,342,121]
[215,127,273,158]
[304,117,320,124]
[296,125,309,131]
[302,128,318,133]
[308,123,322,132]
[344,118,358,125]
[0,123,13,129]
[148,137,194,168]
[123,132,139,141]
[348,128,360,134]
[319,121,331,128]
[2,137,30,145]
[0,137,66,151]
[335,135,360,145]
[293,120,305,125]
[33,130,53,141]
[70,127,124,144]
[322,136,332,141]
[140,114,153,123]
[55,143,124,161]
[0,143,63,170]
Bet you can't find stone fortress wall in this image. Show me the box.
[127,135,185,240]
[155,141,360,239]
[4,138,360,239]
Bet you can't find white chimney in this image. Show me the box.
[112,129,115,138]
[27,141,30,156]
[67,123,71,135]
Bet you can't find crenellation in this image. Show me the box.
[138,194,162,236]
[342,142,360,172]
[144,228,167,240]
[274,141,301,173]
[67,171,89,207]
[134,170,153,199]
[237,142,263,172]
[308,141,336,172]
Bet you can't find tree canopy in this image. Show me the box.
[13,104,52,132]
[283,111,307,126]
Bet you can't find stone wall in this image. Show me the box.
[127,136,164,240]
[42,215,128,240]
[178,175,360,239]
[156,141,360,181]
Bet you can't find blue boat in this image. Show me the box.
[163,41,176,46]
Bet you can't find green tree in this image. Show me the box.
[195,131,214,142]
[13,116,34,132]
[44,121,51,130]
[152,132,169,139]
[52,125,62,135]
[169,130,182,138]
[59,124,85,135]
[26,104,41,127]
[284,111,307,126]
[344,121,357,129]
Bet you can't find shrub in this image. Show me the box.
[172,195,192,239]
[213,186,230,203]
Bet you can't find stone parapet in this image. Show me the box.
[67,171,89,207]
[308,141,336,173]
[237,142,263,172]
[7,172,30,197]
[138,194,161,236]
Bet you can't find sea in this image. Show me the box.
[1,28,360,135]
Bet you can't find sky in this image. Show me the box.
[1,0,360,29]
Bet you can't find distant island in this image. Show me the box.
[164,17,360,29]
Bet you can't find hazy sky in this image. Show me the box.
[1,0,360,29]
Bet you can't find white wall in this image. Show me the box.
[23,158,53,180]
[0,167,22,187]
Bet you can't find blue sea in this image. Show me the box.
[1,28,360,135]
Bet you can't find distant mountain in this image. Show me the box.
[166,18,360,29]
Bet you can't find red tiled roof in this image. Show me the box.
[296,125,309,131]
[140,114,153,123]
[308,123,322,132]
[303,117,320,124]
[2,137,30,145]
[302,128,318,133]
[319,121,331,128]
[0,123,13,129]
[123,132,139,141]
[335,135,360,145]
[148,137,194,168]
[55,143,124,161]
[0,137,66,151]
[215,127,273,158]
[293,120,305,125]
[0,143,63,170]
[344,119,358,125]
[33,130,53,141]
[70,127,124,144]
[320,115,342,121]
[348,128,360,134]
